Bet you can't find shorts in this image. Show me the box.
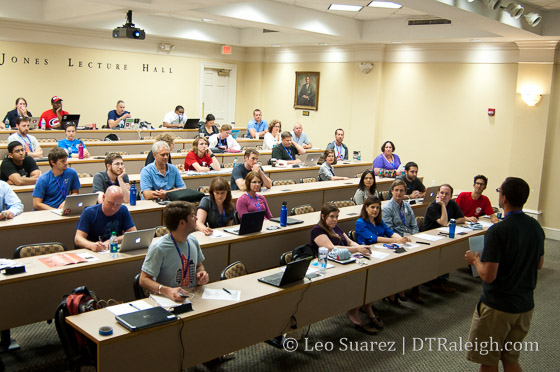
[466,301,533,366]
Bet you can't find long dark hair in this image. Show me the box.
[358,170,377,194]
[209,177,233,215]
[360,197,382,225]
[318,203,342,243]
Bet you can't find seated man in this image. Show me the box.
[140,141,185,200]
[456,175,499,224]
[7,117,43,159]
[39,96,68,130]
[107,100,131,129]
[32,147,80,210]
[246,109,268,139]
[382,179,419,237]
[74,186,137,252]
[271,131,305,165]
[291,123,312,149]
[57,124,90,158]
[422,183,474,232]
[230,149,272,191]
[396,161,426,199]
[326,128,348,161]
[162,105,187,128]
[139,201,209,302]
[0,180,24,220]
[0,141,41,185]
[208,124,241,151]
[92,153,130,204]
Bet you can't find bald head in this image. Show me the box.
[102,186,124,216]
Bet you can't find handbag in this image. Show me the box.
[166,188,205,203]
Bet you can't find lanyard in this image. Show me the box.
[169,233,191,286]
[17,133,33,152]
[218,207,226,227]
[55,174,67,198]
[282,145,293,160]
[178,114,183,123]
[335,145,343,160]
[327,164,335,177]
[398,203,406,225]
[247,193,261,210]
[219,137,228,147]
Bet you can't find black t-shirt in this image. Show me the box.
[481,212,544,313]
[271,144,298,161]
[421,200,464,231]
[230,163,251,191]
[0,156,39,182]
[396,174,426,195]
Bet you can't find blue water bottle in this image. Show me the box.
[130,181,137,206]
[280,201,288,227]
[449,218,456,238]
[110,232,119,258]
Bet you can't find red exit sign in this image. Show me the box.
[221,45,232,55]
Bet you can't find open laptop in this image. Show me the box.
[183,118,200,129]
[270,217,304,226]
[420,185,440,205]
[116,306,177,332]
[124,118,141,129]
[60,114,80,129]
[29,117,41,129]
[50,193,98,216]
[119,228,157,253]
[300,153,318,166]
[258,257,312,287]
[224,210,266,235]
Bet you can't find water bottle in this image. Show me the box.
[233,156,238,168]
[40,118,46,130]
[280,201,288,227]
[110,232,119,258]
[130,182,137,206]
[4,118,9,129]
[68,149,72,158]
[318,247,329,275]
[449,219,456,239]
[357,151,361,161]
[78,143,84,159]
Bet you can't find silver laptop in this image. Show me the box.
[300,153,318,166]
[29,117,41,129]
[50,193,98,216]
[419,185,440,205]
[119,228,156,253]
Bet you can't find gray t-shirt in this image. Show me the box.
[141,233,205,288]
[92,171,130,194]
[198,196,235,228]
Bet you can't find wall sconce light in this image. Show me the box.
[502,3,524,19]
[524,12,542,27]
[159,43,174,52]
[520,86,542,106]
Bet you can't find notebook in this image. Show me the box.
[119,228,157,253]
[258,257,312,287]
[116,306,177,332]
[60,114,80,130]
[50,193,98,216]
[224,210,265,235]
[269,217,304,226]
[183,118,200,129]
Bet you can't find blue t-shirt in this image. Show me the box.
[107,110,130,128]
[32,168,81,209]
[246,119,268,138]
[354,217,395,245]
[58,138,86,155]
[140,163,185,199]
[76,203,135,242]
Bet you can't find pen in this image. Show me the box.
[223,288,232,295]
[416,241,430,245]
[129,303,141,311]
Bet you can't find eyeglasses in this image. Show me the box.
[112,162,125,167]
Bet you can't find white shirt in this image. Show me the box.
[163,111,187,125]
[208,133,241,151]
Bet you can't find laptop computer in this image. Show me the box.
[420,185,440,205]
[184,118,200,129]
[224,210,266,235]
[300,153,318,166]
[269,217,304,226]
[258,257,312,287]
[118,228,157,253]
[116,306,177,332]
[50,193,98,216]
[124,118,141,129]
[60,114,80,129]
[29,117,40,129]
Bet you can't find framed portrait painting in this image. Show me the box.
[294,71,320,110]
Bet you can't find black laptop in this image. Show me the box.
[258,257,312,287]
[184,118,200,129]
[116,307,177,332]
[269,217,304,226]
[60,114,80,129]
[224,210,266,235]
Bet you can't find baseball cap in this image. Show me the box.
[51,96,63,103]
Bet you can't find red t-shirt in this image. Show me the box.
[184,151,213,171]
[456,192,494,218]
[39,109,69,130]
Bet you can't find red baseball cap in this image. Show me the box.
[51,96,63,103]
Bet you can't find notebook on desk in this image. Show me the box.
[224,210,265,235]
[50,193,98,216]
[116,306,177,332]
[269,217,304,226]
[258,257,312,287]
[119,228,156,253]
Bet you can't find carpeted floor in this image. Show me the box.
[3,239,558,372]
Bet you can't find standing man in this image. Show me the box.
[271,131,305,165]
[422,183,475,232]
[0,180,24,219]
[326,128,348,161]
[396,162,426,199]
[32,147,80,210]
[0,142,41,185]
[74,186,136,252]
[92,153,130,204]
[7,117,43,159]
[57,124,90,158]
[162,105,187,128]
[456,175,499,224]
[297,75,316,106]
[246,109,268,139]
[39,96,68,130]
[291,123,312,149]
[139,201,209,302]
[465,177,544,372]
[107,100,132,129]
[231,149,272,191]
[140,141,185,200]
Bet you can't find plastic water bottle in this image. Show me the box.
[130,182,137,206]
[233,157,238,168]
[318,247,329,275]
[110,232,119,258]
[40,118,46,130]
[78,143,84,159]
[68,149,72,158]
[4,118,9,129]
[449,219,456,239]
[280,201,288,227]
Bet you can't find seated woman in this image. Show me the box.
[354,170,382,204]
[263,120,281,150]
[196,177,236,236]
[58,124,90,158]
[4,97,32,129]
[200,114,219,137]
[236,171,273,220]
[184,137,221,172]
[310,203,376,334]
[355,196,410,304]
[208,124,241,152]
[373,140,402,177]
[317,149,350,181]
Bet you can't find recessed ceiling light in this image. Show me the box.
[470,38,482,42]
[328,4,363,11]
[391,41,403,44]
[202,18,214,22]
[318,43,329,46]
[368,1,402,9]
[271,44,280,47]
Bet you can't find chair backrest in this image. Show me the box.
[178,149,189,153]
[272,179,295,186]
[348,230,356,241]
[381,190,390,200]
[197,186,210,193]
[222,163,234,168]
[290,204,315,216]
[300,177,317,183]
[330,200,356,209]
[279,251,293,266]
[105,151,129,156]
[355,172,364,178]
[220,261,248,280]
[38,138,57,143]
[416,216,424,230]
[14,242,66,258]
[154,225,169,237]
[133,273,150,300]
[78,172,93,178]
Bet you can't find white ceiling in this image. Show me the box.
[0,0,559,47]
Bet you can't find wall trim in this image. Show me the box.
[543,227,560,241]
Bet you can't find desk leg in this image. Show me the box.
[0,330,19,353]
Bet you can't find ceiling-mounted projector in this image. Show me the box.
[113,10,145,40]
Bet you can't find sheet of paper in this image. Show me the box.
[413,233,444,242]
[209,230,226,238]
[150,294,190,307]
[369,251,390,259]
[0,259,16,270]
[202,288,241,301]
[106,300,153,316]
[75,252,100,262]
[437,226,470,234]
[402,243,420,250]
[477,220,493,228]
